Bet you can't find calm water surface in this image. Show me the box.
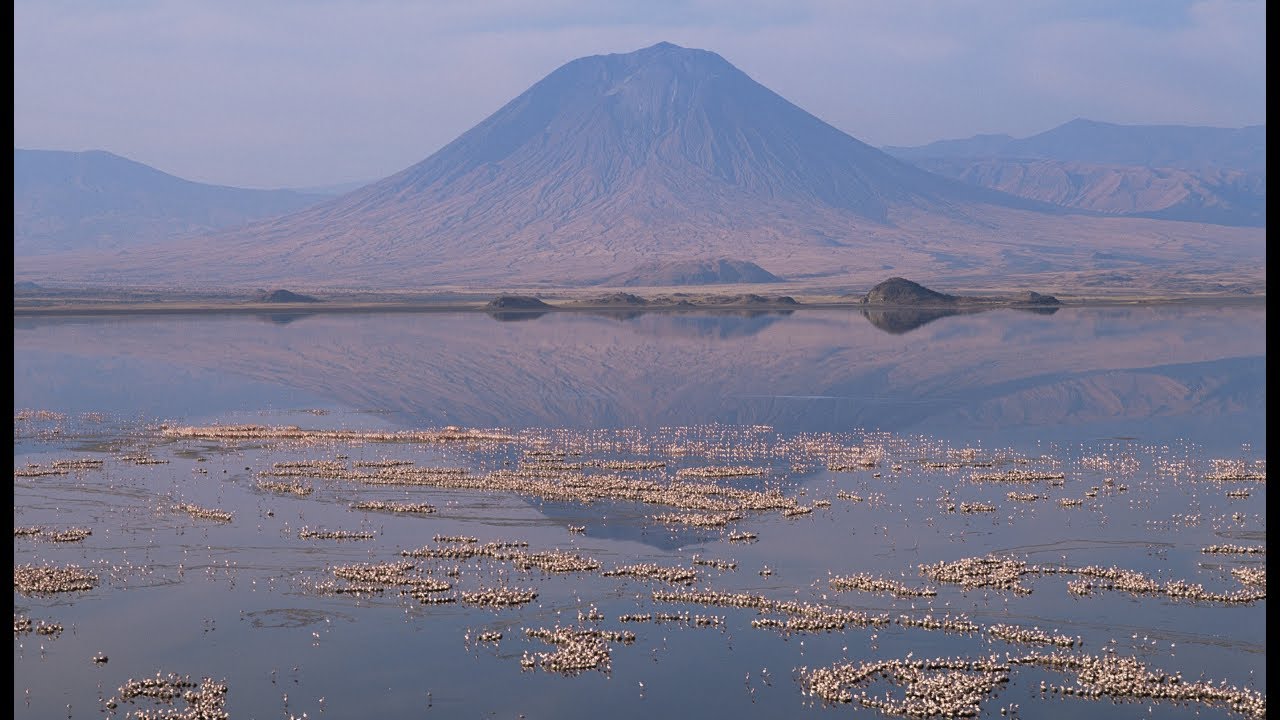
[14,305,1266,719]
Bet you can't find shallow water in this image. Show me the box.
[14,305,1266,719]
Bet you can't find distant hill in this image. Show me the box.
[859,277,1059,307]
[908,158,1265,227]
[883,120,1265,227]
[601,259,782,287]
[14,149,329,256]
[14,46,1264,289]
[860,278,957,305]
[485,295,551,310]
[885,119,1266,172]
[580,292,649,306]
[255,289,320,303]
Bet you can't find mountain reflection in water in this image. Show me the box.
[11,301,1268,720]
[13,303,1265,452]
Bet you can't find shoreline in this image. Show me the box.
[12,294,1265,318]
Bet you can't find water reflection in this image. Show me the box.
[486,310,550,322]
[861,305,1059,334]
[255,312,317,325]
[861,307,965,334]
[13,303,1266,452]
[12,303,1267,719]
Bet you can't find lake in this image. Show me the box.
[14,303,1266,719]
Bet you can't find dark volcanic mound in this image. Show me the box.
[256,289,320,303]
[700,293,798,306]
[1011,291,1060,305]
[486,295,552,310]
[605,259,782,287]
[860,278,957,305]
[587,292,650,305]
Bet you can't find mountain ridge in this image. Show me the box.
[908,157,1265,227]
[14,149,329,256]
[882,119,1265,227]
[884,118,1266,171]
[15,43,1265,289]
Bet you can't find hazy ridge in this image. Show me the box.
[884,119,1265,227]
[14,149,328,255]
[14,46,1265,289]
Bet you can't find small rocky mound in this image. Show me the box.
[256,289,320,303]
[1011,291,1060,305]
[14,281,43,293]
[486,295,551,310]
[702,294,798,306]
[860,278,956,305]
[589,293,649,306]
[604,259,781,287]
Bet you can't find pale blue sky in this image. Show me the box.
[13,0,1265,188]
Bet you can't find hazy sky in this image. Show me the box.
[14,0,1266,189]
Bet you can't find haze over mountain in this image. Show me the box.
[884,120,1266,227]
[906,158,1264,227]
[884,119,1266,172]
[16,44,1264,290]
[287,179,374,196]
[13,149,328,256]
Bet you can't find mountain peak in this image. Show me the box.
[593,40,734,77]
[379,40,973,225]
[627,41,710,57]
[1061,117,1108,128]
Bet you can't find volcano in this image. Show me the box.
[19,42,1264,289]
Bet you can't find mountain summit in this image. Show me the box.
[19,43,1263,289]
[380,41,992,223]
